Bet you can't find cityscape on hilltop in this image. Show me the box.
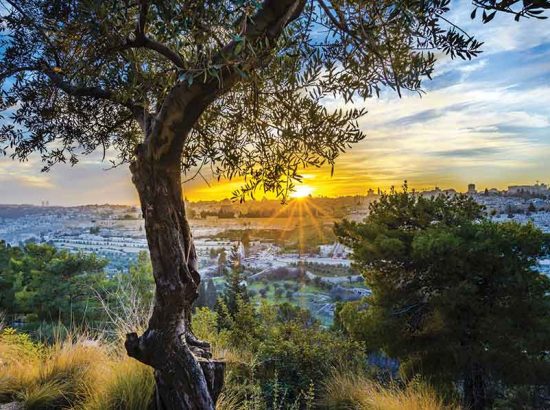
[1,179,548,326]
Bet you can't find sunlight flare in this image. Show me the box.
[291,184,314,199]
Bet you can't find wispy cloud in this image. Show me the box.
[1,2,549,203]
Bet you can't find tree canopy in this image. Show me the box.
[0,241,107,323]
[2,0,548,200]
[335,187,550,408]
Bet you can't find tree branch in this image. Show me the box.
[125,37,186,69]
[144,0,307,162]
[0,66,38,81]
[197,0,307,98]
[3,0,61,66]
[121,0,186,69]
[137,0,148,38]
[317,0,386,64]
[42,66,148,130]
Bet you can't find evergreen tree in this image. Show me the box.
[0,241,18,312]
[336,187,550,410]
[0,243,107,324]
[217,249,227,276]
[121,251,155,309]
[194,280,208,310]
[219,244,249,317]
[194,278,217,310]
[205,279,218,309]
[241,231,251,257]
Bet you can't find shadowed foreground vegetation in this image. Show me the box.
[0,320,454,410]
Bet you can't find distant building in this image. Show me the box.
[467,184,476,195]
[319,242,351,258]
[420,187,457,198]
[507,182,549,196]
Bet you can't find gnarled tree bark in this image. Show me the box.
[127,146,224,409]
[123,1,306,408]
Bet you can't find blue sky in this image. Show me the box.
[1,2,549,205]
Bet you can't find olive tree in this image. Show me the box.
[1,0,547,408]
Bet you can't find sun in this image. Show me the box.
[291,184,314,199]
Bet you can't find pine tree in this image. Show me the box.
[221,243,249,316]
[205,279,218,309]
[194,279,218,310]
[217,249,227,276]
[241,231,251,257]
[336,187,550,410]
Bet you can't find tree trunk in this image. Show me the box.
[118,3,307,405]
[125,147,224,410]
[463,364,486,410]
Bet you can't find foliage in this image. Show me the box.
[95,254,155,342]
[241,231,251,256]
[207,297,365,406]
[120,251,155,309]
[472,0,550,22]
[216,244,249,325]
[215,226,336,253]
[192,308,221,347]
[299,261,357,278]
[0,327,44,367]
[256,317,362,404]
[0,308,457,410]
[217,249,227,276]
[0,242,108,324]
[0,0,540,200]
[335,186,550,408]
[0,243,156,339]
[195,278,218,310]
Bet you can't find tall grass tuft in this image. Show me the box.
[0,329,109,408]
[322,369,459,410]
[0,328,153,410]
[84,357,154,410]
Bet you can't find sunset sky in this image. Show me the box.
[1,2,549,206]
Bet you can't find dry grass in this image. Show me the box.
[0,329,153,410]
[1,326,457,410]
[84,356,154,410]
[0,336,107,408]
[94,283,153,344]
[322,370,460,410]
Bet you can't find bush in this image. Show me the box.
[257,322,363,404]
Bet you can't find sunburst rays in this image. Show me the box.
[264,196,332,255]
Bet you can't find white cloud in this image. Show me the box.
[447,1,550,53]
